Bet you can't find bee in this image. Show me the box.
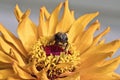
[54,32,68,51]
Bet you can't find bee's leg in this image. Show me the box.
[48,36,55,45]
[64,42,69,51]
[55,41,59,45]
[49,40,53,45]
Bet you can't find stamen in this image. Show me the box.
[28,38,80,79]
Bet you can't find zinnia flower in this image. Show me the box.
[0,0,120,80]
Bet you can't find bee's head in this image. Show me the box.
[55,32,68,43]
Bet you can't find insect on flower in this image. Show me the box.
[0,0,120,80]
[54,32,68,51]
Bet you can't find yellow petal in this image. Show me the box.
[57,72,80,80]
[80,52,113,69]
[0,24,27,58]
[92,27,110,46]
[81,40,120,61]
[112,72,120,79]
[11,49,25,66]
[25,61,48,79]
[0,69,14,79]
[0,50,15,64]
[48,2,63,36]
[36,69,49,80]
[14,4,23,22]
[38,7,48,36]
[98,39,105,45]
[91,58,120,74]
[43,7,50,20]
[77,11,99,31]
[0,36,25,66]
[80,73,120,80]
[68,12,99,43]
[7,76,21,80]
[102,55,120,66]
[56,0,74,33]
[12,63,35,79]
[75,20,100,53]
[0,62,12,69]
[14,5,38,51]
[17,9,38,52]
[68,23,83,43]
[0,36,12,54]
[71,10,75,20]
[81,54,120,75]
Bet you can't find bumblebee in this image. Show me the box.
[54,32,68,50]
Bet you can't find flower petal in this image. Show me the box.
[81,73,120,80]
[17,9,38,52]
[14,5,38,51]
[92,27,110,46]
[80,52,120,80]
[7,76,22,80]
[92,58,120,74]
[0,24,27,58]
[75,20,100,53]
[68,23,83,43]
[0,36,25,66]
[0,69,14,79]
[14,4,23,22]
[43,7,50,20]
[57,72,80,80]
[56,0,74,33]
[0,50,15,64]
[71,10,75,20]
[102,55,120,66]
[11,49,26,66]
[48,2,63,36]
[98,39,105,45]
[68,12,99,43]
[80,52,113,69]
[0,62,12,69]
[112,72,120,79]
[38,7,49,36]
[36,69,49,80]
[80,40,120,73]
[81,40,120,62]
[12,63,35,79]
[0,36,12,54]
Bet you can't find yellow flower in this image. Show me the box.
[0,0,120,80]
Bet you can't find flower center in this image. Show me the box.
[28,37,80,79]
[43,45,64,56]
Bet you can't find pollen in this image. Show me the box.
[28,37,80,79]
